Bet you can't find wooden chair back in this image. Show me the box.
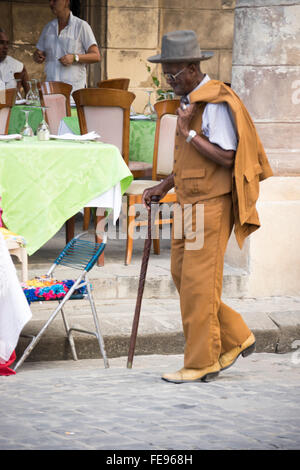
[152,99,180,180]
[72,88,135,164]
[38,81,72,134]
[97,78,130,90]
[123,99,180,265]
[0,88,17,134]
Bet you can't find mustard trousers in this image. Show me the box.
[171,194,252,369]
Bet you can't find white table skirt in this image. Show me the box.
[58,119,122,224]
[0,233,32,363]
[84,181,122,224]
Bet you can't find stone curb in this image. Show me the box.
[16,297,300,363]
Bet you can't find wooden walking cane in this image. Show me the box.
[127,195,161,368]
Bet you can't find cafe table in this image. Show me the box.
[0,136,133,256]
[8,107,156,164]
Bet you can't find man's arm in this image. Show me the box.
[33,49,46,64]
[59,44,100,66]
[14,66,30,95]
[177,104,235,169]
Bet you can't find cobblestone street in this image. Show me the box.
[0,352,300,451]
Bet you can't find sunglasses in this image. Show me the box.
[0,40,9,46]
[163,67,186,82]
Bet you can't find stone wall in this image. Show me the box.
[105,0,236,111]
[231,0,300,176]
[1,0,236,111]
[1,0,55,81]
[225,0,300,297]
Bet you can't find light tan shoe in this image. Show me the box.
[161,362,220,383]
[219,333,256,371]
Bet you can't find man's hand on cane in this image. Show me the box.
[142,174,175,211]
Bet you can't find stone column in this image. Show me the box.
[225,0,300,296]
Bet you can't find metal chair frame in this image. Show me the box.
[14,232,109,371]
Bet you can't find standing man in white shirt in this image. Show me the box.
[0,28,29,94]
[33,0,100,94]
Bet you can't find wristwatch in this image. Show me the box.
[73,54,79,63]
[186,129,197,143]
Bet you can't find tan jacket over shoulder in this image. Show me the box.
[190,80,273,248]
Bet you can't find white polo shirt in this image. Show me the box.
[187,74,238,151]
[0,56,23,90]
[36,12,98,93]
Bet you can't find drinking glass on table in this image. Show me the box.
[31,79,41,106]
[143,90,156,119]
[20,109,34,137]
[25,81,36,105]
[37,106,50,141]
[166,91,175,100]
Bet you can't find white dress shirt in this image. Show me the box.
[36,12,97,93]
[187,74,238,151]
[0,56,23,90]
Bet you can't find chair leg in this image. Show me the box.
[83,208,91,231]
[9,246,28,282]
[86,279,109,368]
[66,216,75,244]
[13,276,84,371]
[60,307,78,361]
[125,200,136,265]
[14,300,66,371]
[153,238,160,255]
[20,247,28,282]
[95,208,106,266]
[153,209,160,255]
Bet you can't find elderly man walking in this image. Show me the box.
[143,30,273,383]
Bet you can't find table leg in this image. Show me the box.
[95,208,106,266]
[83,208,91,230]
[66,217,75,244]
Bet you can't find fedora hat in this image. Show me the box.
[148,30,213,64]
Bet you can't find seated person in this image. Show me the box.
[0,28,29,95]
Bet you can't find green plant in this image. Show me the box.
[143,61,174,101]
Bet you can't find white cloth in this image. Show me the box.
[36,12,97,94]
[0,56,23,90]
[186,74,238,151]
[49,131,100,141]
[58,118,122,224]
[0,233,32,363]
[85,182,122,225]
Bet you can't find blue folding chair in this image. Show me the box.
[14,232,109,371]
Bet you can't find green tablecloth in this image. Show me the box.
[0,137,133,255]
[8,106,43,135]
[61,116,156,163]
[129,120,156,163]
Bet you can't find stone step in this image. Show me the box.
[21,262,249,300]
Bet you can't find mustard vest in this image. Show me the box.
[173,103,232,206]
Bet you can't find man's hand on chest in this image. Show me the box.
[176,102,197,140]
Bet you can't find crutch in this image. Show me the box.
[127,195,160,368]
